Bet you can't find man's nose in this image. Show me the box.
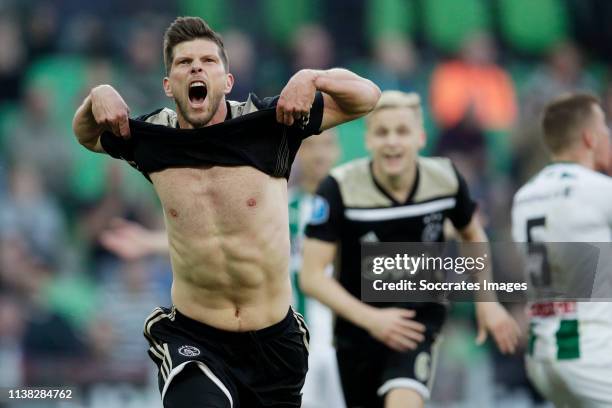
[386,133,400,146]
[191,63,203,73]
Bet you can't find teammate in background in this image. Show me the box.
[300,91,520,408]
[100,130,347,407]
[73,16,380,408]
[512,93,612,407]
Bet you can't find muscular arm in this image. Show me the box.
[277,68,381,130]
[72,85,131,153]
[73,95,104,152]
[314,68,381,130]
[300,238,424,351]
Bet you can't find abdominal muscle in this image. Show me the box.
[150,165,292,331]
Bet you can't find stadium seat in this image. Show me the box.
[337,118,369,163]
[366,0,416,43]
[422,0,491,53]
[25,55,87,123]
[178,0,229,31]
[498,0,569,55]
[261,0,319,46]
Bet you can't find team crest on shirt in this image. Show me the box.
[308,195,330,225]
[178,345,201,357]
[422,213,443,242]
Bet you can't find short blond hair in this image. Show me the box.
[367,90,423,127]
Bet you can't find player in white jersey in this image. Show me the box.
[511,93,612,407]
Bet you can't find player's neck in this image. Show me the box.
[372,161,417,202]
[177,98,228,129]
[551,151,595,171]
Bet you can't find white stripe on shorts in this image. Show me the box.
[291,308,310,351]
[160,361,234,408]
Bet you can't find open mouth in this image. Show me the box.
[383,153,403,161]
[188,81,207,107]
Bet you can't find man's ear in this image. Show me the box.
[418,130,427,149]
[163,77,173,98]
[224,73,234,95]
[583,129,595,149]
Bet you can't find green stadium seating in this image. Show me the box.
[337,118,369,164]
[498,0,568,55]
[25,55,87,123]
[178,0,229,31]
[261,0,320,46]
[366,0,416,42]
[422,0,491,53]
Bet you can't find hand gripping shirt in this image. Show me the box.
[99,92,324,181]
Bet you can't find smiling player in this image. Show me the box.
[301,91,519,408]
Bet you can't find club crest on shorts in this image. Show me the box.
[414,351,431,382]
[178,345,201,357]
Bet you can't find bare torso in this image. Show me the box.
[150,165,292,331]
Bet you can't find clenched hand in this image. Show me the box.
[276,70,317,127]
[91,85,131,139]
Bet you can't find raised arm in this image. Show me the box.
[277,68,381,131]
[72,84,131,153]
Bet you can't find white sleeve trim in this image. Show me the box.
[377,377,430,400]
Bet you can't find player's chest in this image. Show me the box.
[150,166,286,215]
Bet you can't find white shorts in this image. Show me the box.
[526,356,612,408]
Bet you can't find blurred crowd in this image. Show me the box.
[1,0,612,407]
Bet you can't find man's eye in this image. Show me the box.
[396,126,410,135]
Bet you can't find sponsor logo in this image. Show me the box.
[309,195,330,225]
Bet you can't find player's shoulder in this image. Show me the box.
[135,108,178,127]
[514,164,612,204]
[575,167,612,203]
[412,156,460,202]
[577,166,612,187]
[512,166,555,206]
[330,157,370,184]
[228,93,278,118]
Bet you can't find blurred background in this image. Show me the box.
[1,0,611,406]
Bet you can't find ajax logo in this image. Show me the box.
[178,345,201,357]
[414,351,431,382]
